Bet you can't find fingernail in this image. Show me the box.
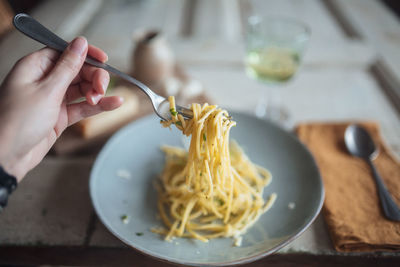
[102,77,109,93]
[70,37,87,56]
[91,94,102,105]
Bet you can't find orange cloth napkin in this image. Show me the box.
[296,122,400,252]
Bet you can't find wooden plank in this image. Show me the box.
[0,158,95,246]
[322,0,362,39]
[190,0,222,39]
[370,60,400,115]
[53,0,103,41]
[190,0,348,43]
[172,38,375,68]
[240,0,347,42]
[330,0,400,112]
[81,0,186,72]
[163,0,187,37]
[180,0,197,36]
[0,247,398,266]
[89,218,127,247]
[190,0,242,41]
[221,0,242,41]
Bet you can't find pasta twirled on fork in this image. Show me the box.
[153,96,277,244]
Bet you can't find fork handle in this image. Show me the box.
[13,13,109,70]
[13,13,69,55]
[13,14,159,102]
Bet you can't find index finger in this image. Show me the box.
[88,44,108,63]
[70,44,109,85]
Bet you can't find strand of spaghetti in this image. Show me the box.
[213,110,224,139]
[187,223,226,231]
[177,198,197,236]
[189,210,203,220]
[263,193,277,212]
[183,119,194,136]
[231,198,251,229]
[187,229,208,242]
[165,220,179,241]
[158,200,172,228]
[170,199,183,220]
[231,168,259,197]
[151,227,167,235]
[170,166,188,188]
[197,106,217,125]
[199,215,219,223]
[224,169,234,223]
[198,198,223,218]
[194,112,203,159]
[178,114,186,128]
[168,96,178,121]
[222,121,235,187]
[204,160,213,197]
[203,232,226,239]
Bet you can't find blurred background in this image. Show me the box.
[0,0,399,153]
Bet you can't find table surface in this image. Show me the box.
[0,0,400,266]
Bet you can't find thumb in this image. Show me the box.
[45,36,88,95]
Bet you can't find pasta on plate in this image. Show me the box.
[152,96,276,245]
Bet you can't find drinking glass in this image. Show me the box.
[245,16,310,122]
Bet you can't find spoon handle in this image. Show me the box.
[367,159,400,221]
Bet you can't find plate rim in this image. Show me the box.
[90,111,325,266]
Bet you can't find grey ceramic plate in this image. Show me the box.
[90,111,324,266]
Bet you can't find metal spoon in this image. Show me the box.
[13,13,193,121]
[345,124,400,221]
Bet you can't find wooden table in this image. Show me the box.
[0,0,399,265]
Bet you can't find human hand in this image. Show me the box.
[0,37,123,181]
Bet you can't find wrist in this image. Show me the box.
[0,129,22,182]
[0,159,17,181]
[0,149,23,183]
[0,165,18,210]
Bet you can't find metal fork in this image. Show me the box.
[13,13,193,121]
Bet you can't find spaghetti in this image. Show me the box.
[153,96,276,244]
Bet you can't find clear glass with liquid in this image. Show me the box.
[245,17,310,121]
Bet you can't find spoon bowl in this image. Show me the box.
[344,124,400,221]
[345,124,378,160]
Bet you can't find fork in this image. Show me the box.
[13,13,193,121]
